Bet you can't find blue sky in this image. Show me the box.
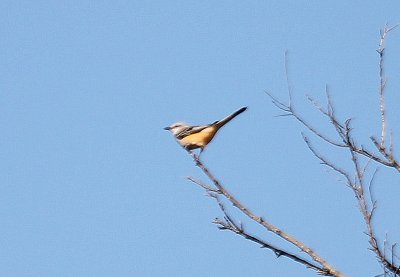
[1,1,400,276]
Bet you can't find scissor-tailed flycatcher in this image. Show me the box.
[164,106,247,153]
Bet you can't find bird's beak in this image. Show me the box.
[163,126,171,130]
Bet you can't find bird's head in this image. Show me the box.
[163,122,189,135]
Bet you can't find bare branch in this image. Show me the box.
[267,91,346,148]
[377,23,399,147]
[208,193,327,272]
[267,81,400,172]
[370,137,400,171]
[188,152,345,277]
[266,26,400,274]
[214,219,328,274]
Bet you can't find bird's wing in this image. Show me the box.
[176,125,210,140]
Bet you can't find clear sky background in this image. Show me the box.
[1,1,400,276]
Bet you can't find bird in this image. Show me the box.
[164,106,247,155]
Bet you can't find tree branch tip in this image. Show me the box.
[276,113,292,117]
[388,23,400,32]
[306,94,316,103]
[274,250,283,258]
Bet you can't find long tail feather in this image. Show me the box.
[214,107,247,128]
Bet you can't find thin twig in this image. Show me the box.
[186,176,220,193]
[302,134,353,188]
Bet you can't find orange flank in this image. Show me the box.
[179,126,217,150]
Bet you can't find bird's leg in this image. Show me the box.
[184,146,197,159]
[198,148,204,159]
